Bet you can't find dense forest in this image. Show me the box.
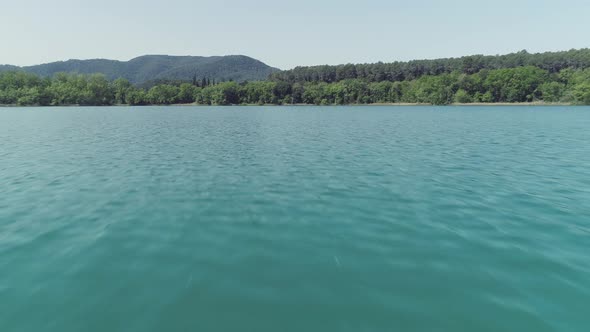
[270,49,590,83]
[1,49,590,106]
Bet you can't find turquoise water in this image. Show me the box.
[1,106,590,332]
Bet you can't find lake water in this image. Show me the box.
[1,106,590,332]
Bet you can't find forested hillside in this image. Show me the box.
[270,49,590,83]
[0,55,278,84]
[1,49,590,106]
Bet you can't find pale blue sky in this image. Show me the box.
[1,0,589,69]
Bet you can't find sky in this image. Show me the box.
[1,0,589,69]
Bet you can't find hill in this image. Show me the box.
[2,48,590,106]
[0,65,19,72]
[0,55,279,84]
[270,49,590,83]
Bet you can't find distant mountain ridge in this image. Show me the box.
[0,55,279,84]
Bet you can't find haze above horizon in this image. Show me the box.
[2,0,590,70]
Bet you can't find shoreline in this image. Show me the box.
[0,102,580,107]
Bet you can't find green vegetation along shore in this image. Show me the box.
[2,49,590,106]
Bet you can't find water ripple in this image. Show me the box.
[1,106,590,332]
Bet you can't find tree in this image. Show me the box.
[454,89,472,103]
[147,85,179,104]
[127,89,147,105]
[273,81,292,100]
[572,83,590,104]
[536,82,565,102]
[112,78,132,104]
[215,82,240,105]
[484,67,548,102]
[177,83,199,104]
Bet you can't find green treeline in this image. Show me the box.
[2,49,590,106]
[270,49,590,82]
